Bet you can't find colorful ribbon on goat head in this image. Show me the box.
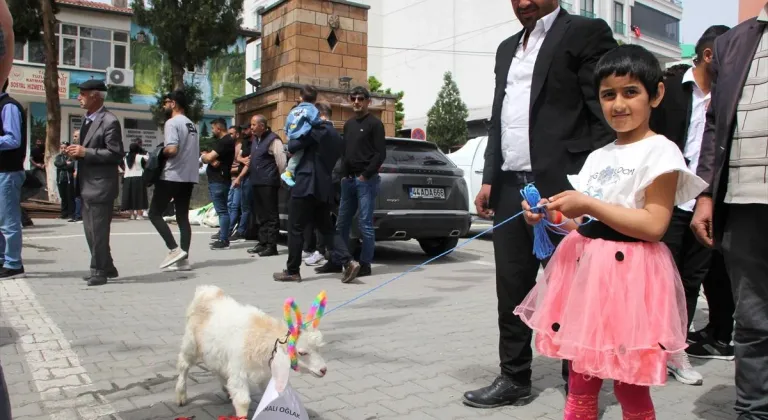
[283,298,302,371]
[304,290,327,330]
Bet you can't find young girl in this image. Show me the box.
[514,45,708,419]
[121,142,149,220]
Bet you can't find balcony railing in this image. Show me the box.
[559,0,573,12]
[580,9,596,18]
[614,21,626,35]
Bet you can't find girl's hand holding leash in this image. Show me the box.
[547,190,592,220]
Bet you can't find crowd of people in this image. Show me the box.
[0,0,766,418]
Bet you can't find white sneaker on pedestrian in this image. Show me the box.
[667,351,703,385]
[302,251,312,260]
[160,248,188,269]
[304,251,326,266]
[165,259,191,272]
[136,215,144,221]
[130,214,136,220]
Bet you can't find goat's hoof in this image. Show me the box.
[176,395,187,407]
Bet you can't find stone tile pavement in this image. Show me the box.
[0,219,738,420]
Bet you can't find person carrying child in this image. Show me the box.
[282,85,322,187]
[514,45,708,419]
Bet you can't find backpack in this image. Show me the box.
[142,144,166,187]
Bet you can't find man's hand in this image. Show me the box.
[233,177,241,188]
[522,199,549,225]
[357,175,367,182]
[210,160,221,168]
[691,195,714,248]
[66,145,86,159]
[474,184,493,219]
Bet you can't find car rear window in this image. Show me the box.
[384,142,455,167]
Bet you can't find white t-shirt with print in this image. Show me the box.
[567,135,708,210]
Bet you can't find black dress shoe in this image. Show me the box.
[82,268,119,281]
[258,246,278,257]
[87,276,108,286]
[462,376,532,408]
[315,261,342,274]
[247,243,267,254]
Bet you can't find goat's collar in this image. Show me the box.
[267,331,290,367]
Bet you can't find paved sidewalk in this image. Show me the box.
[0,219,738,419]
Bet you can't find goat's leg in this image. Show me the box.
[218,373,231,400]
[175,330,197,407]
[226,374,251,418]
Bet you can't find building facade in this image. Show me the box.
[10,0,247,166]
[740,0,767,22]
[243,0,682,139]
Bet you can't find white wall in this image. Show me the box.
[57,7,132,32]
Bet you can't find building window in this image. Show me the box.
[13,41,24,61]
[614,2,625,35]
[14,23,130,71]
[630,3,680,45]
[558,0,572,12]
[253,46,261,70]
[581,0,595,18]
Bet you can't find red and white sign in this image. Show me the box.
[8,66,69,98]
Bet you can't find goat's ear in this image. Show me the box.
[270,347,291,393]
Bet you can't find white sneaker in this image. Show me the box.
[302,251,312,260]
[130,214,136,220]
[304,251,326,266]
[165,259,191,272]
[667,351,703,385]
[160,248,188,269]
[136,215,144,221]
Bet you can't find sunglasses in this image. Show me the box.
[349,95,367,103]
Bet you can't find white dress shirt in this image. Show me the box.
[500,7,560,172]
[678,67,710,212]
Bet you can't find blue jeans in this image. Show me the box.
[209,182,231,242]
[335,175,380,264]
[237,177,252,235]
[0,171,25,269]
[227,184,241,232]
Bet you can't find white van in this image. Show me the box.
[446,136,489,222]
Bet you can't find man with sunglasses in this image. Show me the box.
[316,86,385,281]
[149,90,200,270]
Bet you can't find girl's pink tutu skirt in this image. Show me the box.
[513,227,688,386]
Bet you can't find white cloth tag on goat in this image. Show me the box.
[252,378,309,420]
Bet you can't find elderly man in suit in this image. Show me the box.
[66,79,124,287]
[692,3,768,417]
[464,0,616,408]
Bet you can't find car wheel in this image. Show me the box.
[418,237,459,257]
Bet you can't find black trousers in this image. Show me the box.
[493,171,566,385]
[58,181,75,218]
[722,204,768,419]
[662,207,713,330]
[303,222,329,255]
[148,180,194,254]
[81,200,115,276]
[701,250,734,342]
[252,185,279,247]
[286,196,335,274]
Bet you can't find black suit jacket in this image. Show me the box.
[483,9,616,207]
[650,69,694,153]
[287,120,343,204]
[697,16,768,244]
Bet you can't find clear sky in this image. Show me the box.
[681,0,738,44]
[93,0,738,46]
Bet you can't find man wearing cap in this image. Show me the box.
[65,79,123,287]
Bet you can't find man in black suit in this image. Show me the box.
[273,102,344,282]
[66,79,124,287]
[464,0,616,408]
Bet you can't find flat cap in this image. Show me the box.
[239,122,251,130]
[78,79,107,91]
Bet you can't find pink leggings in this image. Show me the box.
[564,362,655,420]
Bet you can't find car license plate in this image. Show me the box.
[409,187,446,199]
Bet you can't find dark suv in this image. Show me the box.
[278,137,471,256]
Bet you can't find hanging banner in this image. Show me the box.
[8,65,69,98]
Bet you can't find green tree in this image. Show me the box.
[9,0,62,202]
[132,0,245,90]
[426,72,468,151]
[368,76,405,132]
[149,65,205,128]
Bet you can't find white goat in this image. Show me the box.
[175,285,327,417]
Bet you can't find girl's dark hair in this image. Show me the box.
[594,45,664,99]
[126,142,142,169]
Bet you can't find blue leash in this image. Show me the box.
[321,183,572,318]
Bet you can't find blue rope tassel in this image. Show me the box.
[519,184,557,260]
[519,183,594,260]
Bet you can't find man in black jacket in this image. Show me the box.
[651,25,734,386]
[465,0,616,408]
[273,102,345,282]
